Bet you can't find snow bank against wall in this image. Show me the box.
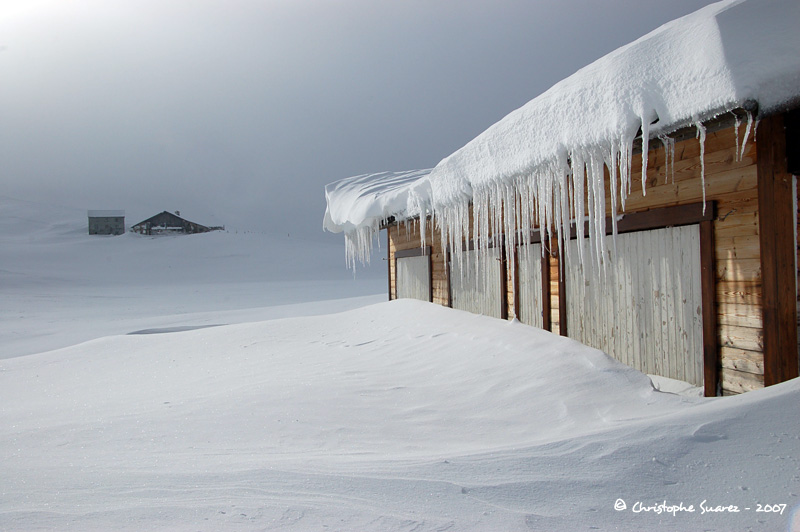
[2,300,798,530]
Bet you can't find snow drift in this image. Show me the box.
[1,300,798,531]
[2,196,798,530]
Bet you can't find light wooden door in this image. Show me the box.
[450,247,504,318]
[565,225,704,386]
[396,255,431,301]
[518,243,544,328]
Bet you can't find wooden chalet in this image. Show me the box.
[384,108,799,397]
[325,0,800,397]
[131,211,215,235]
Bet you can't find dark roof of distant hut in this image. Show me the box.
[132,211,212,234]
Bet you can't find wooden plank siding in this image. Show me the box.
[383,113,800,396]
[517,243,544,328]
[451,247,506,318]
[564,225,705,387]
[612,124,764,394]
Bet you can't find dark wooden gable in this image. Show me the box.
[133,211,211,234]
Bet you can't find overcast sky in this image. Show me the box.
[1,0,716,241]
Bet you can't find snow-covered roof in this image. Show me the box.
[427,0,799,205]
[323,169,433,267]
[323,169,432,235]
[324,0,800,267]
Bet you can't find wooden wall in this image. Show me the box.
[620,123,762,395]
[388,221,450,307]
[384,114,800,396]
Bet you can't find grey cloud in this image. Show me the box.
[1,0,716,240]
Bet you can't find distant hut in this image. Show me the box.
[88,210,125,235]
[131,211,214,235]
[324,0,800,397]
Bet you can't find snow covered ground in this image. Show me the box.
[1,196,799,531]
[0,196,385,359]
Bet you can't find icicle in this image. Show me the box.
[585,151,596,272]
[571,152,586,270]
[618,132,633,211]
[659,134,675,183]
[733,112,742,162]
[343,223,379,271]
[607,142,619,258]
[591,149,606,272]
[695,119,707,214]
[740,111,754,161]
[536,167,548,248]
[640,116,651,196]
[557,157,571,267]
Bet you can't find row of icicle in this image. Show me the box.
[345,111,755,309]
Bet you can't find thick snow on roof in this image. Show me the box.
[323,169,432,267]
[428,0,799,204]
[323,169,432,234]
[325,0,800,268]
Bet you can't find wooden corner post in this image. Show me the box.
[541,244,552,331]
[387,226,393,301]
[700,217,719,396]
[757,112,800,386]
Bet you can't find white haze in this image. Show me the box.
[0,0,717,246]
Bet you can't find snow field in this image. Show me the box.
[2,196,799,530]
[0,196,385,359]
[1,300,799,531]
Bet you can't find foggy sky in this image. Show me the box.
[1,0,716,241]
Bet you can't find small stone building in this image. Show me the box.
[88,210,125,235]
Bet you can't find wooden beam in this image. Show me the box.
[387,227,393,301]
[395,247,431,259]
[757,112,799,386]
[513,253,521,322]
[523,201,713,244]
[557,250,568,336]
[615,202,714,234]
[700,219,719,396]
[446,249,453,309]
[541,246,552,331]
[785,107,800,174]
[500,244,509,320]
[427,250,433,303]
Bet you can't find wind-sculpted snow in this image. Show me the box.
[1,300,798,531]
[323,169,432,268]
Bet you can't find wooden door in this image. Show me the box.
[396,253,432,302]
[518,243,544,328]
[450,247,504,318]
[565,225,704,386]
